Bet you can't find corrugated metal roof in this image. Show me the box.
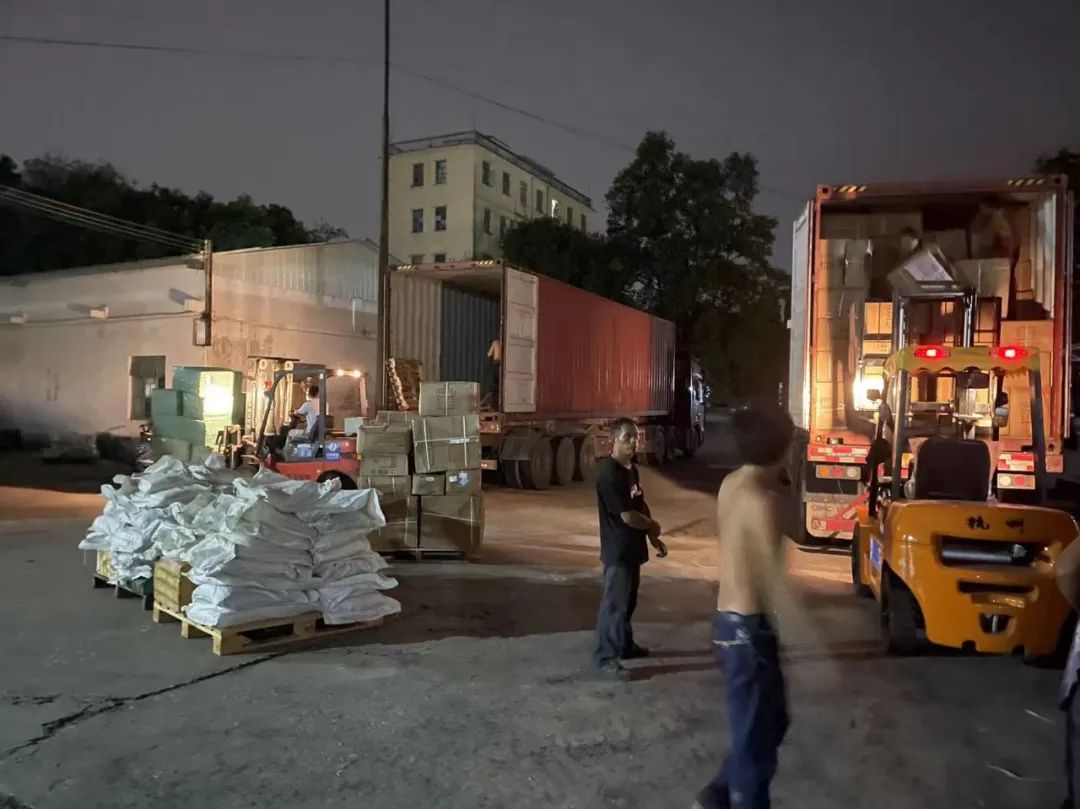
[214,240,380,308]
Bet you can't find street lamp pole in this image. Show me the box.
[376,0,392,411]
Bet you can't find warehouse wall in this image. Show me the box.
[0,241,382,440]
[0,259,207,439]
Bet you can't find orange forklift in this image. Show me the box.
[249,363,362,488]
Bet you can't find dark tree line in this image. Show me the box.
[0,153,346,275]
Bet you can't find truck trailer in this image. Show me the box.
[788,176,1073,544]
[390,260,706,489]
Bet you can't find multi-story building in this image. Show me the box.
[388,131,595,264]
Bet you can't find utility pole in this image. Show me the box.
[376,0,392,410]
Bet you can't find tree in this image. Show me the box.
[606,131,783,401]
[500,217,629,302]
[0,153,347,275]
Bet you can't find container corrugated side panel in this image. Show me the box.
[533,275,673,419]
[440,283,500,382]
[390,274,441,381]
[213,241,379,308]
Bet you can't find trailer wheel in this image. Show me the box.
[317,470,357,490]
[574,434,598,482]
[683,427,700,458]
[882,570,923,655]
[644,428,667,466]
[850,526,874,599]
[551,436,576,486]
[502,460,523,489]
[520,437,553,490]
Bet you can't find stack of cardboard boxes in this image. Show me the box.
[151,367,244,463]
[359,381,484,556]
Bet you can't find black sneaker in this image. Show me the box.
[596,661,632,681]
[622,645,650,660]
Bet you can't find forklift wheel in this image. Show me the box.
[317,471,357,490]
[882,571,923,655]
[850,527,874,599]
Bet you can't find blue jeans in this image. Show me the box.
[593,563,641,666]
[697,612,789,809]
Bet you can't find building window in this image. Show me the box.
[411,162,424,187]
[433,253,447,263]
[502,172,511,196]
[550,198,560,218]
[411,208,424,233]
[409,254,424,265]
[481,161,493,186]
[580,213,587,231]
[520,181,528,208]
[435,206,447,231]
[500,216,509,238]
[435,159,447,185]
[483,208,492,234]
[566,206,573,226]
[129,355,166,420]
[536,189,544,213]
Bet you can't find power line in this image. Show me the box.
[0,32,807,203]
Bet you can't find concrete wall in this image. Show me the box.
[0,241,380,440]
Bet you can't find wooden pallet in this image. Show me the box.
[381,548,466,562]
[92,573,155,611]
[151,603,384,656]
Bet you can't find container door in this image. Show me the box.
[1033,191,1058,311]
[503,268,538,413]
[788,201,813,428]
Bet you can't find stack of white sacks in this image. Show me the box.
[80,455,401,628]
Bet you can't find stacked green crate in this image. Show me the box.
[150,367,245,458]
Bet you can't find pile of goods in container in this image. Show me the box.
[386,357,423,411]
[79,455,401,628]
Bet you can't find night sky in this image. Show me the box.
[2,0,1078,263]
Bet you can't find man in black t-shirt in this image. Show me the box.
[593,419,668,680]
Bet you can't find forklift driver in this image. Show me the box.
[266,384,321,459]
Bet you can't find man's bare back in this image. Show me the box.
[715,465,789,615]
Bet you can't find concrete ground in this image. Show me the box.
[0,420,1069,808]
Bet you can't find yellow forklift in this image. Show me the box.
[851,343,1079,659]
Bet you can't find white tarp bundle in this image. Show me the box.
[79,456,402,628]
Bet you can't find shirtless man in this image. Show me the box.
[694,402,794,809]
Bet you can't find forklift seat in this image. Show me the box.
[912,436,991,502]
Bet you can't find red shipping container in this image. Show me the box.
[530,275,675,420]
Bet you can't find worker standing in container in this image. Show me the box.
[593,419,667,681]
[694,402,794,809]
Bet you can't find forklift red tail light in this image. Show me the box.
[990,345,1029,361]
[913,345,949,360]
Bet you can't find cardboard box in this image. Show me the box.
[369,495,419,551]
[343,416,366,436]
[152,415,230,448]
[151,435,193,462]
[413,415,481,474]
[411,473,446,496]
[925,230,969,262]
[361,454,410,477]
[358,423,413,455]
[998,320,1054,443]
[419,382,480,417]
[446,469,482,495]
[356,476,412,498]
[420,494,484,554]
[820,212,922,240]
[377,410,423,427]
[954,259,1012,315]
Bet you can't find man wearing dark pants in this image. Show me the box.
[593,419,667,681]
[695,402,794,809]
